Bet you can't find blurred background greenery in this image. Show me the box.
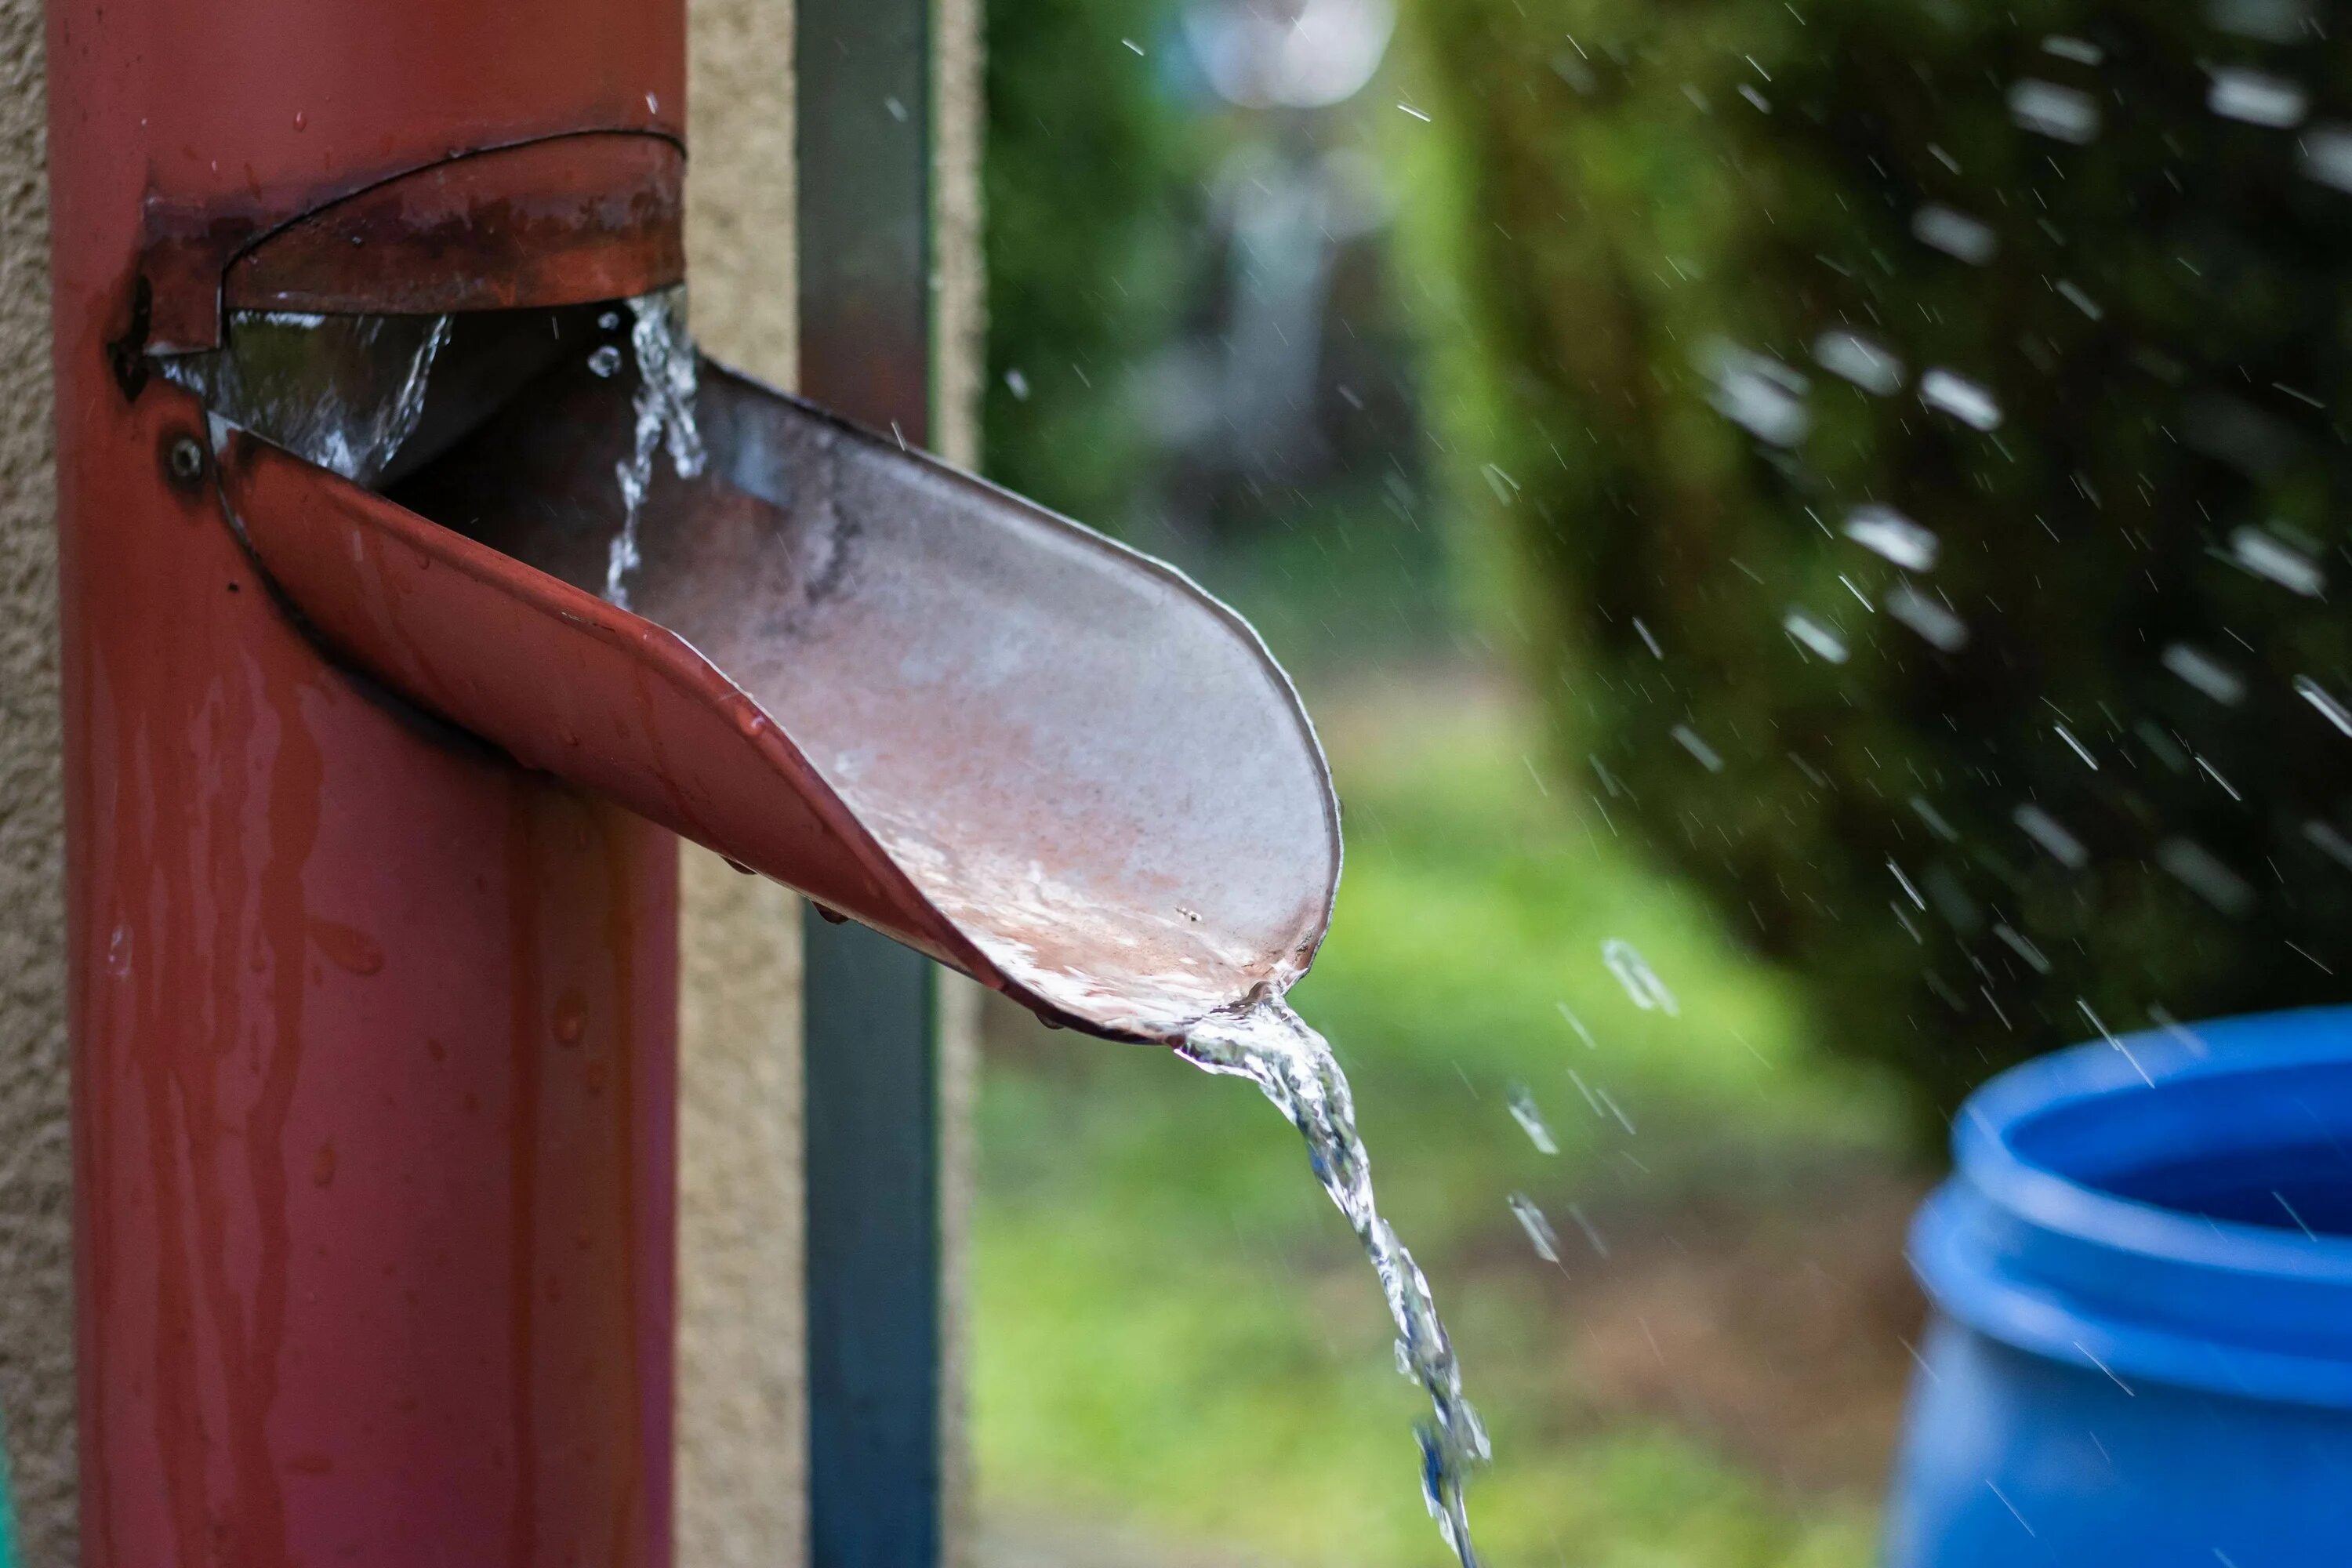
[971,0,2352,1560]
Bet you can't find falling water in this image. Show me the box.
[1180,994,1489,1567]
[162,310,451,487]
[604,288,708,609]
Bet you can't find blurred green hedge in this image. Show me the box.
[1399,0,2352,1123]
[982,0,1204,527]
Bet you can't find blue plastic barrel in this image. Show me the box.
[1886,1005,2352,1566]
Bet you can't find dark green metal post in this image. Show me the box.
[797,0,946,1562]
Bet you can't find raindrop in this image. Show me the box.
[1813,329,1904,394]
[2014,803,2090,869]
[587,344,623,378]
[2304,819,2352,872]
[1506,1085,1559,1154]
[2300,126,2352,193]
[2009,78,2102,143]
[1919,368,2003,430]
[2078,998,2154,1084]
[1911,794,1960,842]
[2042,34,2103,65]
[2209,68,2307,128]
[1886,582,1969,652]
[2053,723,2100,771]
[2161,643,2246,706]
[1846,505,1939,571]
[1911,204,1998,265]
[1506,1193,1562,1264]
[1669,723,1725,772]
[2230,526,2326,597]
[2294,675,2352,735]
[1601,938,1679,1015]
[1701,339,1811,446]
[2209,0,2309,41]
[1554,1000,1600,1049]
[2158,838,2256,916]
[2056,280,2104,321]
[1784,608,1849,662]
[1994,922,2054,974]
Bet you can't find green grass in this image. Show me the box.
[973,679,1909,1566]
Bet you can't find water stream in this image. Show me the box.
[1181,994,1488,1566]
[603,287,707,609]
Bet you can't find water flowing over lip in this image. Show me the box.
[190,304,1341,1043]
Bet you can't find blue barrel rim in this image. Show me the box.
[1911,1004,2352,1408]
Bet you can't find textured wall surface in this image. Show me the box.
[679,0,808,1560]
[0,0,73,1559]
[931,2,985,1561]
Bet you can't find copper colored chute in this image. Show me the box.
[209,337,1340,1043]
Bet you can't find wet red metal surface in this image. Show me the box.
[47,0,684,1561]
[226,136,686,321]
[112,5,682,353]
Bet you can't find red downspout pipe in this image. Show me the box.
[46,3,686,1563]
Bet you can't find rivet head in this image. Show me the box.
[167,437,205,483]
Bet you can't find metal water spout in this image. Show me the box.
[203,287,1341,1044]
[46,0,1336,1561]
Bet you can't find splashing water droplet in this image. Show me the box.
[1669,723,1724,772]
[1813,329,1904,394]
[2163,643,2246,705]
[2295,676,2352,735]
[1784,608,1849,663]
[1601,938,1679,1015]
[1845,505,1940,572]
[1505,1193,1561,1263]
[2009,78,2101,143]
[2014,804,2090,869]
[2159,837,2256,916]
[1911,203,1998,264]
[1886,582,1970,652]
[2230,527,2326,597]
[1505,1083,1559,1154]
[2209,67,2308,128]
[1700,339,1811,446]
[1918,367,2003,430]
[2300,125,2352,193]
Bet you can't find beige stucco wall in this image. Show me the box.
[677,2,810,1562]
[0,0,71,1559]
[931,2,985,1562]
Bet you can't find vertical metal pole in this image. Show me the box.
[45,5,686,1563]
[797,0,944,1562]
